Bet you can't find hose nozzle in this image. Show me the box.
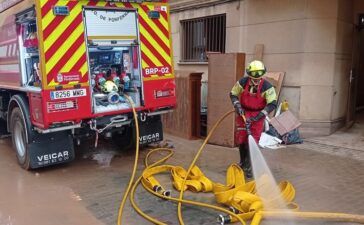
[217,215,231,225]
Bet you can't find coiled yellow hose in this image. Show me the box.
[118,107,246,225]
[117,99,364,225]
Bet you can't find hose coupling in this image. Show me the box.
[153,185,162,192]
[162,190,171,197]
[107,91,120,104]
[217,214,231,225]
[228,206,240,214]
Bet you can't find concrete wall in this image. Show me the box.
[170,0,355,136]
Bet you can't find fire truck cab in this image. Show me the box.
[0,0,176,169]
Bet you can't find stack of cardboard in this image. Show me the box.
[270,110,301,136]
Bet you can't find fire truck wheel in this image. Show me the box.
[10,107,31,170]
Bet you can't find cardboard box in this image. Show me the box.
[270,110,301,136]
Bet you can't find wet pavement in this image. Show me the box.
[0,132,364,225]
[305,113,364,152]
[0,138,103,225]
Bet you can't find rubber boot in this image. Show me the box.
[238,144,247,168]
[239,144,253,179]
[243,158,253,180]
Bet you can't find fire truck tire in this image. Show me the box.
[10,107,31,170]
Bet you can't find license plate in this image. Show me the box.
[50,89,87,100]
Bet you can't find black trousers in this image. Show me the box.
[239,144,251,167]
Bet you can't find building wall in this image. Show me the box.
[170,0,355,136]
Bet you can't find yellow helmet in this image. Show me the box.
[246,60,266,79]
[102,80,118,93]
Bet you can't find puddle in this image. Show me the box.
[91,151,118,167]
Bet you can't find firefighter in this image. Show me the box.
[229,60,277,178]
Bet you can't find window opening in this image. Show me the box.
[181,14,226,62]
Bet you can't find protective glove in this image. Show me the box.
[245,121,252,136]
[234,103,244,116]
[230,93,244,116]
[246,111,266,123]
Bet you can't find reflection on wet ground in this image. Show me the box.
[0,138,103,225]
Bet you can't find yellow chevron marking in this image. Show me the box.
[138,10,169,48]
[40,0,48,8]
[159,12,169,29]
[139,26,171,63]
[77,0,107,7]
[140,44,163,67]
[80,61,88,77]
[141,59,150,69]
[59,42,86,72]
[42,0,69,29]
[114,2,127,8]
[49,79,57,86]
[44,5,82,51]
[45,24,83,73]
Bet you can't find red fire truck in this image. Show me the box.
[0,0,176,169]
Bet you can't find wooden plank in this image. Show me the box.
[264,71,285,99]
[263,71,285,118]
[254,44,264,61]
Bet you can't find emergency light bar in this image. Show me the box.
[148,10,160,19]
[53,6,69,16]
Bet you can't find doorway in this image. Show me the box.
[348,14,364,126]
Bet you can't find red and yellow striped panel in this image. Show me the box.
[134,3,173,80]
[37,0,173,88]
[39,0,98,88]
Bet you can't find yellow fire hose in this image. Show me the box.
[117,95,140,225]
[117,98,364,225]
[130,149,249,225]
